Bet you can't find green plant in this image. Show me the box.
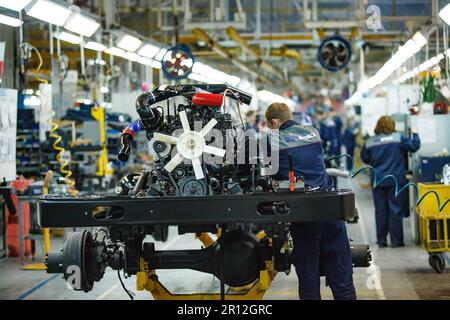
[422,75,437,103]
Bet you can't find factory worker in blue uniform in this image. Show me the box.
[361,116,420,247]
[315,109,340,160]
[342,117,360,170]
[265,102,356,300]
[315,108,340,187]
[329,109,343,154]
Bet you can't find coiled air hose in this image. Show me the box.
[30,46,77,195]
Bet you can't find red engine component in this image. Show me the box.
[192,93,224,107]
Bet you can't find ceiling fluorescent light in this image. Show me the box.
[64,12,100,37]
[138,44,160,59]
[412,31,427,48]
[105,47,125,57]
[138,57,153,65]
[439,3,450,25]
[154,48,167,61]
[139,58,162,69]
[117,35,142,52]
[188,73,210,83]
[84,41,106,52]
[0,0,31,11]
[26,0,72,27]
[150,60,162,69]
[0,13,22,27]
[396,40,420,62]
[123,52,140,62]
[226,75,241,87]
[55,31,81,44]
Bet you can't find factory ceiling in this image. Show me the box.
[4,0,446,96]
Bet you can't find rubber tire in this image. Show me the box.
[429,254,446,273]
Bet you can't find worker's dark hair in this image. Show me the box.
[265,102,293,122]
[374,116,396,135]
[245,110,256,118]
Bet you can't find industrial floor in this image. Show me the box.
[0,177,449,300]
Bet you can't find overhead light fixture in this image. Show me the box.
[397,39,420,61]
[0,0,31,11]
[412,30,427,48]
[188,73,210,83]
[439,3,450,25]
[105,47,125,57]
[64,12,100,37]
[55,31,82,44]
[0,13,22,27]
[138,57,162,69]
[26,0,72,27]
[150,60,162,69]
[154,48,167,61]
[117,35,142,52]
[138,44,160,59]
[398,50,448,83]
[84,41,106,52]
[258,90,295,108]
[138,57,153,65]
[226,75,241,87]
[123,52,140,62]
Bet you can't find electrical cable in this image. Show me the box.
[222,89,246,130]
[30,46,77,195]
[328,154,450,212]
[117,270,135,300]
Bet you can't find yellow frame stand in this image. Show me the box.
[22,171,53,271]
[136,232,276,300]
[91,107,114,177]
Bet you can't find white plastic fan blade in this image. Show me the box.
[179,110,191,133]
[154,133,179,145]
[192,158,204,180]
[164,153,184,173]
[204,145,226,157]
[200,118,218,137]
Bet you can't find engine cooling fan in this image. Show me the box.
[154,110,226,180]
[161,44,195,80]
[317,36,352,72]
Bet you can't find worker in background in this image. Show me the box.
[316,109,340,185]
[265,102,356,300]
[361,116,421,248]
[342,116,360,170]
[293,111,314,127]
[329,108,343,154]
[245,110,259,133]
[316,109,340,160]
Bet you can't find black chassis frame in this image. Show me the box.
[38,189,355,228]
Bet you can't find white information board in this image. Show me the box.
[0,88,18,182]
[360,97,388,136]
[417,118,437,144]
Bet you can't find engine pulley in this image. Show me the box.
[178,176,207,196]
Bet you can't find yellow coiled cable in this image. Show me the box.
[31,46,77,195]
